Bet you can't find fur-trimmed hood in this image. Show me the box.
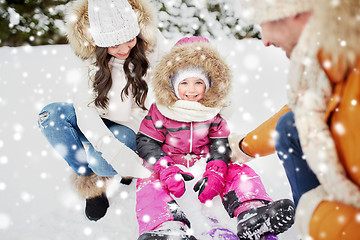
[65,0,157,60]
[314,0,360,66]
[152,40,232,109]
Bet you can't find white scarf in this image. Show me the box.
[156,100,221,122]
[106,57,133,121]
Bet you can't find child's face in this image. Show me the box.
[107,37,137,60]
[178,77,206,102]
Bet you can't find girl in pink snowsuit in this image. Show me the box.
[135,37,295,240]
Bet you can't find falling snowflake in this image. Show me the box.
[0,213,11,230]
[355,213,360,223]
[75,149,87,163]
[40,172,48,179]
[243,54,259,71]
[331,0,341,6]
[20,192,34,202]
[142,214,151,223]
[83,227,92,236]
[77,166,86,174]
[242,112,253,122]
[115,209,122,215]
[205,200,213,208]
[322,60,332,69]
[217,146,226,154]
[120,191,129,199]
[54,143,68,157]
[334,122,346,135]
[13,123,24,141]
[148,156,157,165]
[96,180,105,188]
[155,120,163,128]
[0,156,7,165]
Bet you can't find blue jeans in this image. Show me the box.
[275,111,320,207]
[38,102,136,177]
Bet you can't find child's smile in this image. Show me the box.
[178,77,206,102]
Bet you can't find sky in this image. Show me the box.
[0,37,300,239]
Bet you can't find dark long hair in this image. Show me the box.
[92,37,149,110]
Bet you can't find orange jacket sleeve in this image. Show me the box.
[309,201,360,239]
[241,105,291,157]
[307,55,360,238]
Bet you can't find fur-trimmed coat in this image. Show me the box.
[65,0,169,177]
[288,0,360,239]
[230,0,360,238]
[136,39,232,168]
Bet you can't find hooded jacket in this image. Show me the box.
[65,0,168,177]
[136,39,232,168]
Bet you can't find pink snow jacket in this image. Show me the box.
[137,103,231,168]
[136,37,233,169]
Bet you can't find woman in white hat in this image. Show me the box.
[38,0,168,221]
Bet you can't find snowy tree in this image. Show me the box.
[206,0,260,39]
[153,0,260,40]
[0,0,260,47]
[0,0,68,46]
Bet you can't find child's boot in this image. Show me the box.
[138,221,197,240]
[71,172,111,221]
[236,199,295,240]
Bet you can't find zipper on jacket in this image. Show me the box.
[188,122,193,168]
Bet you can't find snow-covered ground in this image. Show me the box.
[0,38,300,239]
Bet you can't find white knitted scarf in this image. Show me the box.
[156,100,221,122]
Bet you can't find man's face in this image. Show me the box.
[260,17,302,58]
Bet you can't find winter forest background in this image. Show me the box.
[1,0,299,239]
[0,0,260,47]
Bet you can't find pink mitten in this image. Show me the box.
[193,160,227,203]
[154,156,194,198]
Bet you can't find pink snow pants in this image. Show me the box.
[135,162,272,235]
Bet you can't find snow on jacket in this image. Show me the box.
[136,37,232,167]
[64,0,169,175]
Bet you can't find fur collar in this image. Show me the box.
[313,0,360,66]
[65,0,157,60]
[152,41,232,109]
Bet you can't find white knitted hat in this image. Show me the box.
[171,67,211,99]
[239,0,313,24]
[88,0,140,47]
